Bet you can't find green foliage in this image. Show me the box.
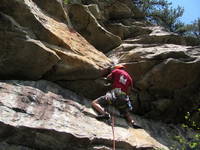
[192,18,200,39]
[151,6,184,32]
[182,18,200,39]
[170,108,200,150]
[133,0,184,32]
[133,0,170,15]
[63,0,70,4]
[133,0,200,43]
[171,134,200,150]
[184,109,200,130]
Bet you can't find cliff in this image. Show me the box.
[0,0,199,150]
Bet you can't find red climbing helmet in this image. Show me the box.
[114,64,125,69]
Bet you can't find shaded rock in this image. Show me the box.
[184,36,200,46]
[1,80,198,150]
[56,78,111,99]
[126,34,186,45]
[105,23,130,39]
[124,26,200,46]
[87,4,102,20]
[117,0,145,20]
[0,12,60,80]
[0,142,34,150]
[67,4,122,53]
[32,0,68,22]
[107,0,132,20]
[106,23,152,39]
[81,0,144,21]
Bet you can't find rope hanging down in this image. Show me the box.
[111,115,115,150]
[111,108,115,150]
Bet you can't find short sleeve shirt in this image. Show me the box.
[107,69,133,94]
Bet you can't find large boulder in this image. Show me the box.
[0,0,111,81]
[0,80,199,150]
[107,0,132,20]
[117,0,145,19]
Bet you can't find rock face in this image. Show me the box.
[108,39,200,124]
[0,0,200,149]
[66,0,146,52]
[64,0,200,124]
[1,80,198,150]
[0,12,60,80]
[67,4,122,53]
[0,0,111,81]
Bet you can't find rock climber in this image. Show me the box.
[91,64,142,129]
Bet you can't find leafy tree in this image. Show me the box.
[133,0,184,32]
[183,18,200,39]
[192,18,200,39]
[133,0,171,15]
[174,18,200,44]
[172,108,200,150]
[151,6,184,32]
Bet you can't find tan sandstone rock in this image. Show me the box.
[108,43,200,122]
[67,4,122,53]
[0,0,111,81]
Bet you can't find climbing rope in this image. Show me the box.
[110,106,116,150]
[111,115,115,150]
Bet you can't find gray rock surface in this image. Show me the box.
[1,80,198,150]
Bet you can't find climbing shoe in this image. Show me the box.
[95,113,111,120]
[131,122,142,129]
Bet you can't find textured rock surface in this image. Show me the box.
[67,0,146,52]
[0,12,60,80]
[123,26,199,46]
[0,0,200,149]
[1,80,198,150]
[0,0,111,81]
[81,0,144,21]
[108,43,200,123]
[67,4,122,53]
